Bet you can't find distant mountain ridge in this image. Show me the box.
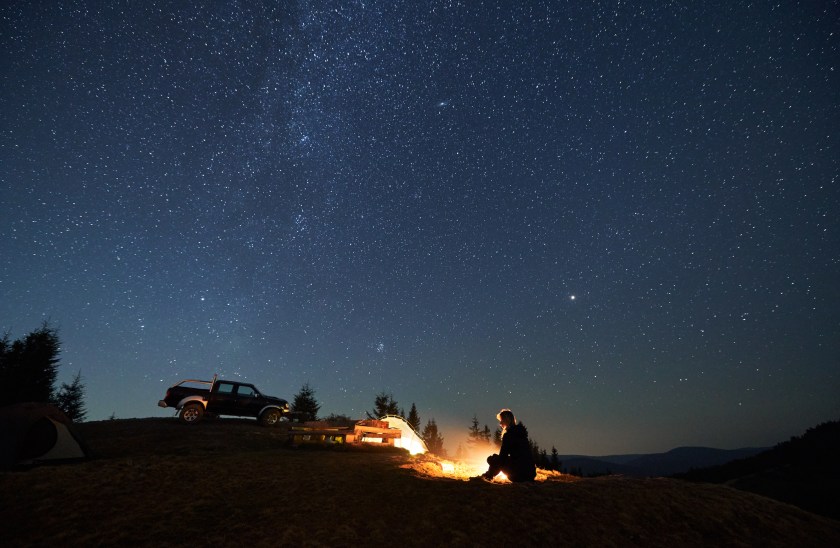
[556,446,768,478]
[676,419,840,520]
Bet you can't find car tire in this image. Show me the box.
[260,409,281,426]
[179,403,204,424]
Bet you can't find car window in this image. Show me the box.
[216,383,235,394]
[237,386,256,397]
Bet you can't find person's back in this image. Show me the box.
[500,422,536,481]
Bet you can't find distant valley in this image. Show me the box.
[555,446,767,478]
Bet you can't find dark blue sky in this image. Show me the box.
[2,1,838,454]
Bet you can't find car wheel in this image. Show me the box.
[179,403,204,424]
[260,409,281,426]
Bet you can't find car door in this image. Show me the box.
[234,384,262,417]
[208,382,237,415]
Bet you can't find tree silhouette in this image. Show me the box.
[292,382,320,422]
[551,446,562,471]
[467,415,481,445]
[0,322,62,406]
[467,414,492,450]
[367,391,399,419]
[481,424,492,443]
[407,403,421,431]
[528,432,542,464]
[54,370,87,422]
[422,418,445,456]
[0,334,9,404]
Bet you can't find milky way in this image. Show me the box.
[2,1,838,454]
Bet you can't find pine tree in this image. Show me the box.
[292,382,320,422]
[528,432,542,463]
[54,370,87,422]
[539,448,549,469]
[0,334,11,405]
[551,446,561,471]
[467,415,482,446]
[0,322,61,406]
[467,415,492,450]
[481,424,492,443]
[494,427,502,447]
[367,391,399,419]
[422,418,445,456]
[407,403,421,432]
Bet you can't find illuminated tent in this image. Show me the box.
[380,415,428,455]
[0,402,88,468]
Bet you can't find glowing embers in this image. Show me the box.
[404,455,579,484]
[404,456,498,481]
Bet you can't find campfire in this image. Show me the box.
[403,450,577,483]
[289,417,574,484]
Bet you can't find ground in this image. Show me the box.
[1,418,838,547]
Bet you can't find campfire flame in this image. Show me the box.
[403,450,578,484]
[402,449,510,482]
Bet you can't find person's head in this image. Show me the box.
[496,408,516,429]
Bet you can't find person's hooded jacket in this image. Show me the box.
[499,423,537,481]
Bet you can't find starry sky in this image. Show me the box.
[2,1,838,455]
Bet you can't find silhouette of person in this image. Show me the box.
[480,408,537,482]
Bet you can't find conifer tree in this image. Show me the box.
[292,382,320,421]
[0,334,10,405]
[422,418,445,455]
[54,370,87,422]
[539,448,549,469]
[407,403,421,431]
[367,391,399,419]
[467,415,492,449]
[0,322,61,405]
[467,415,482,447]
[551,446,561,471]
[528,434,542,463]
[481,424,492,443]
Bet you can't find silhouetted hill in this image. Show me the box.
[677,419,840,520]
[627,446,768,476]
[554,455,646,477]
[557,446,766,478]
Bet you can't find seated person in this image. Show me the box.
[480,408,536,482]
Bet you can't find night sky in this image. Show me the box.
[2,1,838,455]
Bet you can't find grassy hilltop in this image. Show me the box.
[1,418,838,547]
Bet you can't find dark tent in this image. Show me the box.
[0,402,89,468]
